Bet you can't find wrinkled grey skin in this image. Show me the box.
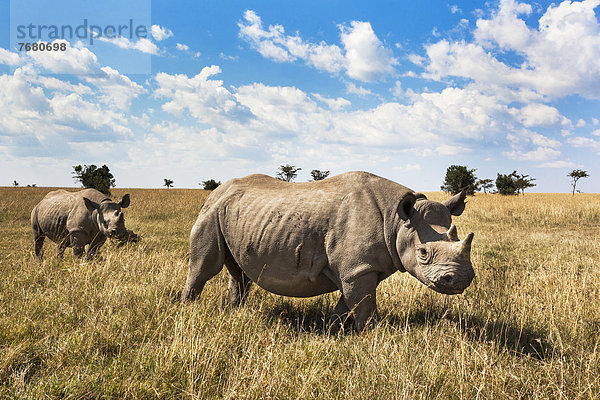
[183,172,474,330]
[31,189,130,259]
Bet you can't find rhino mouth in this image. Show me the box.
[107,229,128,240]
[113,229,140,245]
[423,266,473,295]
[430,285,465,295]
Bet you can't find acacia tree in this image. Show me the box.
[513,173,536,195]
[310,170,330,181]
[495,171,536,195]
[441,165,478,195]
[477,178,494,194]
[276,164,301,182]
[568,169,589,195]
[72,164,115,195]
[163,178,174,188]
[12,180,19,187]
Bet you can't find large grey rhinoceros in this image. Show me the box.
[31,189,130,259]
[182,172,475,330]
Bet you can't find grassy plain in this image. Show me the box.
[1,186,599,399]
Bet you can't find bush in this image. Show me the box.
[441,165,478,195]
[201,179,221,190]
[495,173,517,195]
[72,164,115,195]
[310,170,330,181]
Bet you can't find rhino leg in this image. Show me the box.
[57,245,66,259]
[182,217,227,301]
[182,253,224,301]
[57,235,71,259]
[33,228,45,259]
[328,295,351,334]
[69,231,89,259]
[341,271,379,332]
[225,255,252,307]
[86,235,106,260]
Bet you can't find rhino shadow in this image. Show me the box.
[264,299,336,335]
[384,306,553,360]
[264,299,553,359]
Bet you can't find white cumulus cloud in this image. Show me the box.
[154,65,252,128]
[0,48,22,66]
[238,10,396,82]
[538,160,582,168]
[339,21,398,82]
[0,66,134,159]
[98,36,160,55]
[423,0,600,99]
[514,103,562,127]
[151,25,174,41]
[345,82,375,97]
[567,136,600,153]
[86,66,147,110]
[504,146,562,161]
[28,40,102,74]
[311,93,351,111]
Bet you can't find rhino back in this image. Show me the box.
[71,189,110,203]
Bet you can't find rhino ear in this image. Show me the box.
[443,188,467,216]
[83,197,100,212]
[119,194,130,208]
[397,192,416,220]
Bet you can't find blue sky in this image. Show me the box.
[1,0,599,192]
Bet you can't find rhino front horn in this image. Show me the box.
[460,232,474,254]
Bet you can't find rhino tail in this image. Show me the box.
[31,207,45,258]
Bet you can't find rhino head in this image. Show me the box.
[83,194,130,239]
[396,189,475,295]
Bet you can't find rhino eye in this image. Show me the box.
[417,247,430,263]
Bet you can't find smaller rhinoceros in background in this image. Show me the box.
[31,189,130,259]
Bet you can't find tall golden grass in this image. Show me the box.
[1,187,599,398]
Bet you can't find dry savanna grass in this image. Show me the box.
[1,186,599,399]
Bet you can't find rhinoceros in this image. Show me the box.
[31,189,130,259]
[182,172,474,330]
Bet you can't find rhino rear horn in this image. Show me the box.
[443,187,468,216]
